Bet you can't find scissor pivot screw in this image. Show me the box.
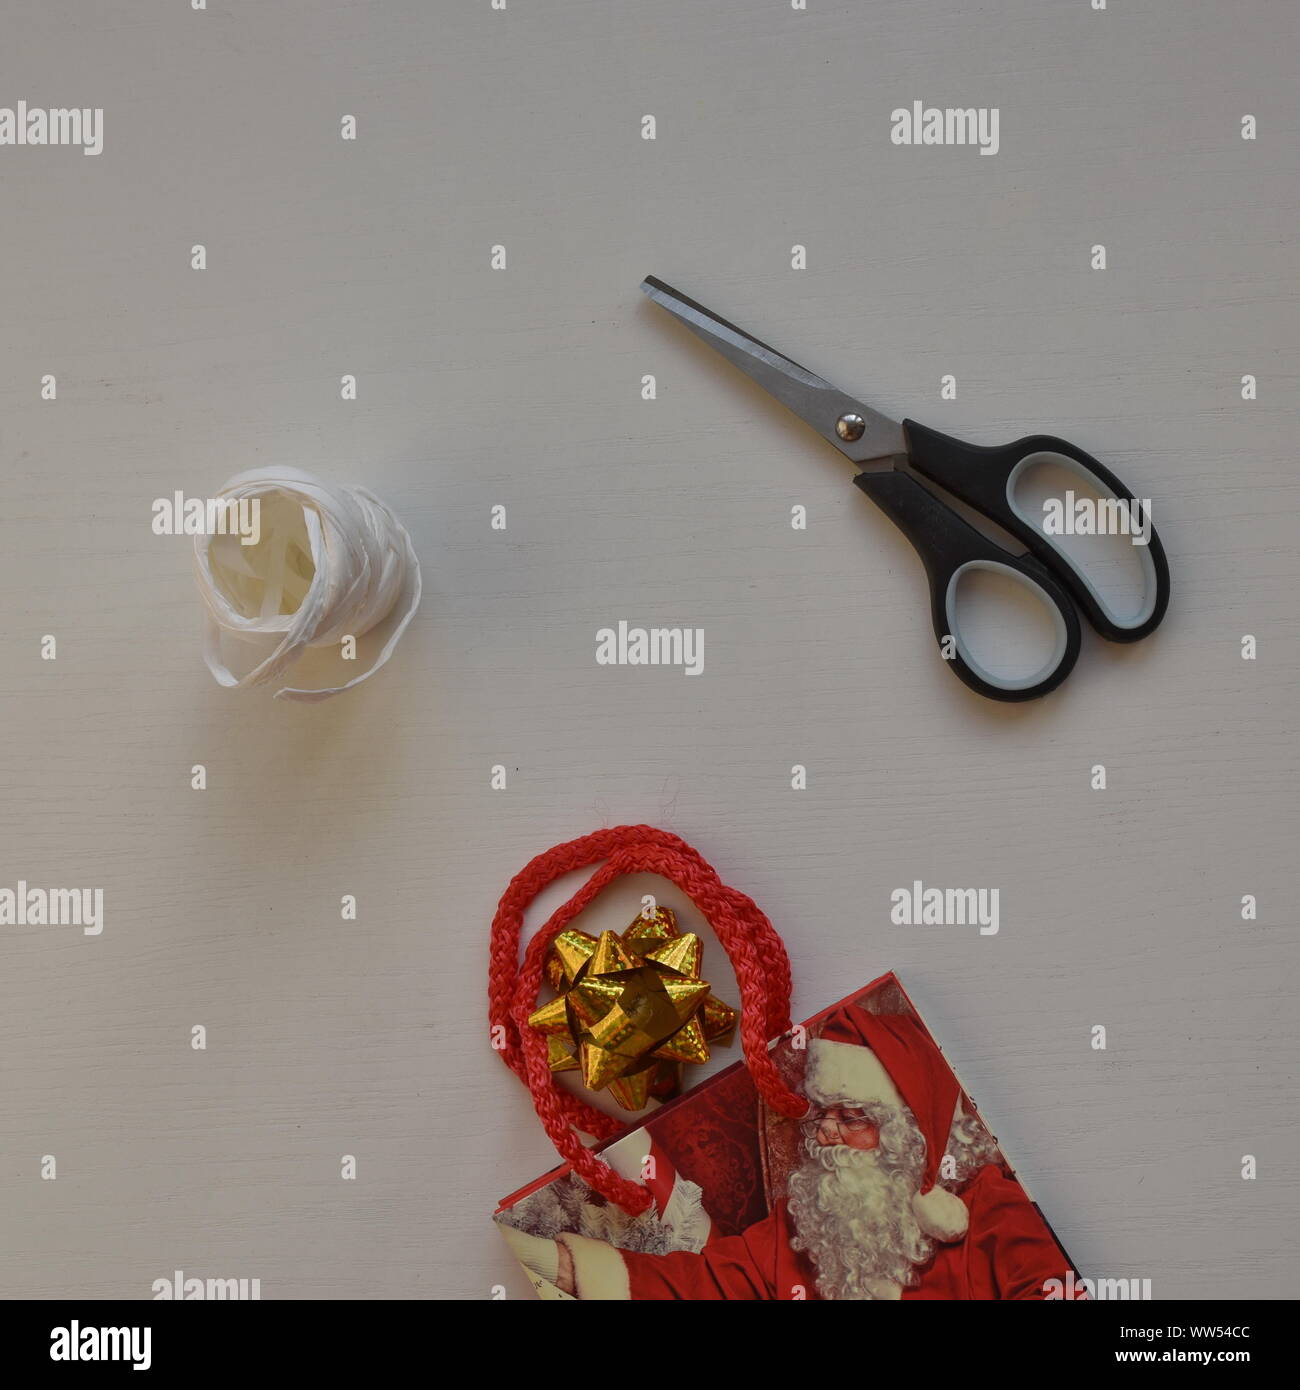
[836,413,866,442]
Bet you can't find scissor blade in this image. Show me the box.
[640,276,906,465]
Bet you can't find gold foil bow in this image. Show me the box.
[527,906,738,1111]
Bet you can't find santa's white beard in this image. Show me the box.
[787,1109,935,1301]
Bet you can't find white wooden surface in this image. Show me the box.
[0,0,1296,1300]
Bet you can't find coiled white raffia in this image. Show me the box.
[192,467,421,703]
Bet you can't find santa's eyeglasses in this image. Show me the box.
[809,1106,878,1132]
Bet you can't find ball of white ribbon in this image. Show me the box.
[192,467,422,702]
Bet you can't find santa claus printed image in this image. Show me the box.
[498,977,1082,1300]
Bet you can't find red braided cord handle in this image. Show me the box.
[489,825,808,1214]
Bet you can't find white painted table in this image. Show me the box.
[1,0,1295,1300]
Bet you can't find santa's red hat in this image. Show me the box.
[804,1002,969,1243]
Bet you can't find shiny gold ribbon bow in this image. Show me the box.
[527,906,738,1111]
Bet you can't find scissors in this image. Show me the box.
[642,276,1170,703]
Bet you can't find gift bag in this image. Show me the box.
[490,827,1082,1301]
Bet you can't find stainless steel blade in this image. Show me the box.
[640,276,906,465]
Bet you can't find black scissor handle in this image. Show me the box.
[903,421,1170,643]
[854,468,1082,702]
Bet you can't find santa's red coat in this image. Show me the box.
[620,1164,1076,1300]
